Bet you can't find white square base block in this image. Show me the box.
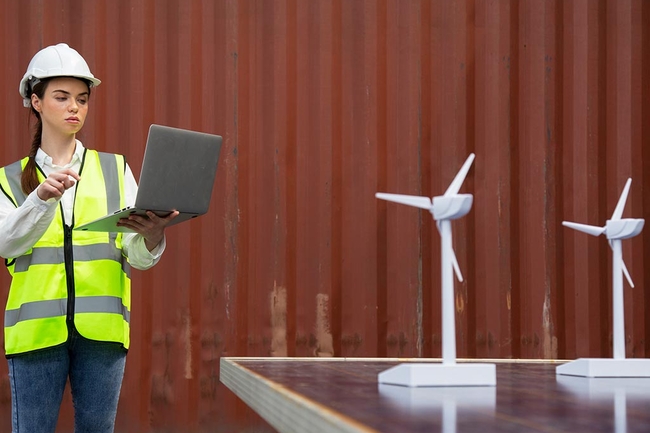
[556,358,650,378]
[378,363,496,387]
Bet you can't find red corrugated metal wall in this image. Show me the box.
[0,0,649,431]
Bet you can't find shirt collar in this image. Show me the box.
[35,140,85,169]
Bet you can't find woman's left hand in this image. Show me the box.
[116,210,179,251]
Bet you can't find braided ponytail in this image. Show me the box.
[20,80,48,195]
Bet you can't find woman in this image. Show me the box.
[0,43,177,433]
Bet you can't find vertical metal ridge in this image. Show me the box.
[330,0,343,359]
[375,0,388,359]
[418,0,432,359]
[284,0,298,358]
[508,0,522,359]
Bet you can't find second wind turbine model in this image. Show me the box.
[376,153,496,387]
[557,178,649,378]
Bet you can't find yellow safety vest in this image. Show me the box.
[0,150,132,356]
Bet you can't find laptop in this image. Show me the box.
[75,124,222,232]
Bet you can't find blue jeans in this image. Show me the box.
[7,325,126,433]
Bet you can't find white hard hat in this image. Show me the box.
[19,43,101,107]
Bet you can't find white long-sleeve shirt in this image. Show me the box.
[0,140,164,270]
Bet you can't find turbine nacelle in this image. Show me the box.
[432,194,473,221]
[605,219,645,240]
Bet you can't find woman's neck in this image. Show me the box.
[40,134,77,166]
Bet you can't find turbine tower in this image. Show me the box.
[376,153,496,387]
[557,178,649,378]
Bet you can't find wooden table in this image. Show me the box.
[220,357,650,433]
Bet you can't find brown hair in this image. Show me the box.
[20,78,91,195]
[20,79,48,195]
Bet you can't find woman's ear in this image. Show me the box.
[31,94,41,112]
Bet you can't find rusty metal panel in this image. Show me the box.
[0,0,649,431]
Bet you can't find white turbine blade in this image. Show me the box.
[611,178,632,221]
[622,260,635,288]
[451,248,464,283]
[375,193,432,210]
[608,240,635,288]
[437,221,464,282]
[444,153,476,196]
[562,221,606,237]
[449,228,464,282]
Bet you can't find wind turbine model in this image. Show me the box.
[376,153,496,387]
[557,178,649,378]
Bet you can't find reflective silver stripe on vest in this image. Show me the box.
[96,153,130,276]
[4,298,66,327]
[98,152,121,213]
[14,247,62,271]
[5,161,27,206]
[76,296,130,323]
[4,295,130,327]
[13,244,131,277]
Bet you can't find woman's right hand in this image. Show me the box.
[37,168,81,201]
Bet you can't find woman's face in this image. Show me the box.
[32,77,90,137]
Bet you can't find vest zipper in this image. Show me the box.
[65,157,81,325]
[63,224,75,322]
